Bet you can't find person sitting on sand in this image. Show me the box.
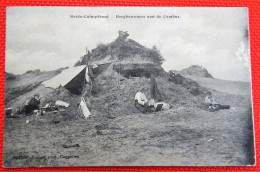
[134,91,152,113]
[205,92,230,112]
[205,92,217,104]
[134,92,172,113]
[22,93,41,115]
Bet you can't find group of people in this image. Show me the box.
[23,90,229,116]
[20,91,229,116]
[134,91,230,113]
[18,74,230,116]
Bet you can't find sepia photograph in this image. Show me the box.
[4,7,255,167]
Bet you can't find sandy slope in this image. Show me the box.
[184,75,252,96]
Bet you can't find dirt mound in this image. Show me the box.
[84,65,208,119]
[74,31,164,67]
[180,65,213,78]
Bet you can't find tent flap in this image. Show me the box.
[42,65,86,90]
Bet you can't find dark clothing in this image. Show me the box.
[27,97,40,106]
[88,63,111,81]
[150,74,162,101]
[23,104,39,114]
[220,105,231,109]
[134,100,153,114]
[209,104,230,112]
[155,103,163,112]
[88,66,99,80]
[23,97,40,114]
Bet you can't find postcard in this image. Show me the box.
[4,7,255,167]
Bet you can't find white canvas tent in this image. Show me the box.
[42,65,86,94]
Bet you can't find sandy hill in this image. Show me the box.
[179,65,213,78]
[5,69,66,106]
[184,75,251,96]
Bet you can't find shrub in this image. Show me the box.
[148,46,164,65]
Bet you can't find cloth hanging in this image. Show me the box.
[85,66,91,83]
[80,97,91,118]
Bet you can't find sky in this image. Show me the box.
[6,7,250,81]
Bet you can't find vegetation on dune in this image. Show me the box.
[74,31,164,66]
[180,65,213,78]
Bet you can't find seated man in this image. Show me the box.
[205,92,230,112]
[134,92,172,113]
[205,92,217,104]
[22,93,41,115]
[134,91,153,113]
